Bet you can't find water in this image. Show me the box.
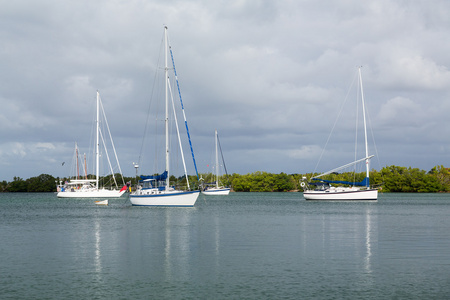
[1,193,450,299]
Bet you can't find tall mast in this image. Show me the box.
[96,91,100,189]
[164,26,170,189]
[215,129,219,188]
[359,67,370,186]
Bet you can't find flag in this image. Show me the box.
[120,185,127,192]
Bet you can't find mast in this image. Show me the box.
[359,67,370,186]
[215,129,219,188]
[96,91,100,189]
[164,26,170,189]
[84,153,87,179]
[76,142,79,180]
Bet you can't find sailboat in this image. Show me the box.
[129,26,200,206]
[303,67,378,201]
[202,129,231,195]
[57,91,127,198]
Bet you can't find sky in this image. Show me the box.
[1,0,450,181]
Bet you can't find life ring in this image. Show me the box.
[300,182,306,188]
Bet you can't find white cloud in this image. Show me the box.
[377,52,450,90]
[288,145,322,160]
[377,96,422,126]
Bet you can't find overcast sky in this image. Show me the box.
[1,0,450,181]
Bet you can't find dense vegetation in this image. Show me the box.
[0,174,136,193]
[1,165,449,193]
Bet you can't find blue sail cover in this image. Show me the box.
[312,177,370,187]
[140,171,168,181]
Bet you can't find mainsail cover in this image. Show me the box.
[312,177,370,187]
[140,171,168,181]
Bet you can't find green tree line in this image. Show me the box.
[1,165,449,193]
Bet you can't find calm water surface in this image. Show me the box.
[1,192,449,299]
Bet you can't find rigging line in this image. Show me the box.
[153,72,163,174]
[68,142,75,179]
[98,126,120,188]
[138,33,164,170]
[365,96,383,180]
[207,135,214,177]
[168,78,190,190]
[217,133,229,178]
[313,155,374,179]
[98,94,125,186]
[354,69,361,184]
[313,70,359,174]
[169,45,199,180]
[88,95,96,177]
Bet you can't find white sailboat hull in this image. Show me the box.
[303,188,378,201]
[57,189,126,198]
[202,187,231,195]
[129,190,199,206]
